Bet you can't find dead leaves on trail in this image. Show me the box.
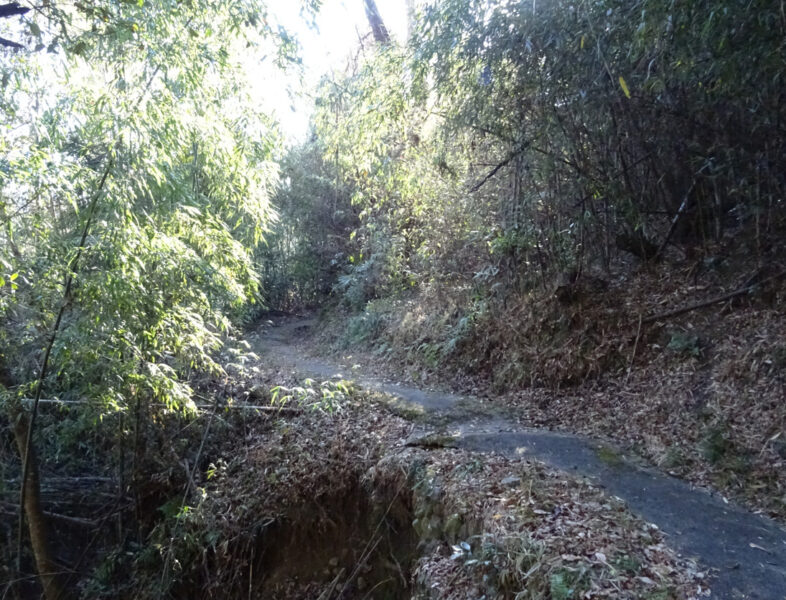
[383,447,706,599]
[312,261,786,523]
[166,358,705,599]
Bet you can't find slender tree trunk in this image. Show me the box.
[12,162,111,600]
[363,0,390,44]
[12,409,64,600]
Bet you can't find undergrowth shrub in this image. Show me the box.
[342,308,388,347]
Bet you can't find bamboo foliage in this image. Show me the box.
[0,2,283,594]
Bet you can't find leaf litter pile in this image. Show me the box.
[135,362,707,599]
[498,290,786,522]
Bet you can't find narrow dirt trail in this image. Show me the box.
[252,317,786,599]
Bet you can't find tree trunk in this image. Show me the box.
[13,409,65,600]
[363,0,390,44]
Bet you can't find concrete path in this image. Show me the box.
[255,318,786,599]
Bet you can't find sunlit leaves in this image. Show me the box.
[0,272,19,290]
[299,0,786,347]
[0,1,280,416]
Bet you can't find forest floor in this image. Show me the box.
[247,315,786,600]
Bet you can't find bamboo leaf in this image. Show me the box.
[619,76,631,99]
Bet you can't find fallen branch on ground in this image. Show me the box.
[642,270,785,324]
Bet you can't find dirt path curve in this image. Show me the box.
[253,317,786,600]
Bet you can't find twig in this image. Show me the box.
[654,187,692,261]
[338,537,381,598]
[317,567,346,600]
[361,577,394,600]
[0,36,23,48]
[2,569,75,600]
[0,504,97,528]
[200,404,302,413]
[759,432,782,459]
[469,144,528,193]
[652,163,709,260]
[0,2,29,18]
[625,314,643,385]
[247,545,254,600]
[337,475,409,598]
[388,549,407,587]
[642,270,785,324]
[21,397,302,413]
[653,164,710,261]
[5,476,114,485]
[181,459,197,495]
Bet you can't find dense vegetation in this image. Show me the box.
[275,0,785,381]
[0,1,298,596]
[1,0,784,597]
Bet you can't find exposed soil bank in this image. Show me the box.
[250,479,418,599]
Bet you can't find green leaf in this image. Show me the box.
[550,572,573,600]
[70,40,88,57]
[618,76,631,99]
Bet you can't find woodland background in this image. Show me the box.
[1,0,784,598]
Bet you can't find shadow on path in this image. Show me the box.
[255,318,786,599]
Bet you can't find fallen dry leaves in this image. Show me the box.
[383,447,706,599]
[167,361,707,599]
[311,257,786,523]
